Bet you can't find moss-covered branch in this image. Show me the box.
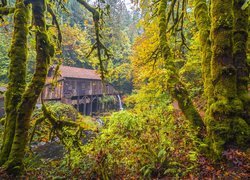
[42,104,82,129]
[158,0,204,132]
[29,116,46,146]
[76,0,97,16]
[76,0,110,80]
[41,103,85,152]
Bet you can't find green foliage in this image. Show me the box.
[62,102,201,178]
[179,32,203,97]
[0,24,40,84]
[0,0,249,178]
[0,28,10,84]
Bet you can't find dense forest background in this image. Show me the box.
[0,0,139,93]
[0,0,249,178]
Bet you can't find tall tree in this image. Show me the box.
[139,0,249,157]
[208,0,238,156]
[0,0,30,167]
[194,0,249,157]
[158,0,204,132]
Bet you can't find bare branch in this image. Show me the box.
[76,0,111,80]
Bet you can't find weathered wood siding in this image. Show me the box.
[63,78,117,97]
[42,78,118,101]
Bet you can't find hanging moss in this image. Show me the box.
[0,0,29,166]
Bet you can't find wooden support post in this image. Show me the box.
[96,96,99,114]
[81,97,83,115]
[84,96,86,115]
[90,95,93,116]
[101,96,104,113]
[77,95,80,111]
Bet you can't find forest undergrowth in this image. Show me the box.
[0,99,248,179]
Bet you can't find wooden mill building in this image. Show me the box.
[40,66,121,115]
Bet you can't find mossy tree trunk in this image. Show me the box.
[3,0,54,173]
[194,0,213,105]
[208,0,249,157]
[0,0,29,166]
[233,0,250,123]
[0,0,54,174]
[158,0,204,132]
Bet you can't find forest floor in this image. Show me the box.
[0,140,249,179]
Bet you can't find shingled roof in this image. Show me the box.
[59,66,101,80]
